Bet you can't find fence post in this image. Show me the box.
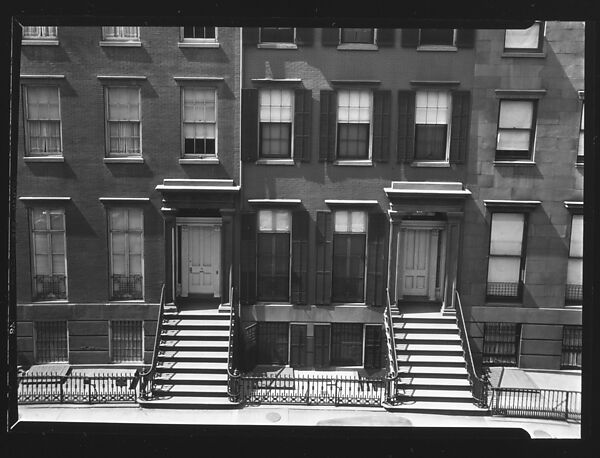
[565,391,569,421]
[60,375,64,403]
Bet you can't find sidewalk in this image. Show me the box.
[16,404,580,439]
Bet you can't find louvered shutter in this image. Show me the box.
[401,29,419,48]
[291,210,309,305]
[377,29,395,47]
[294,89,312,163]
[241,89,258,162]
[319,90,337,162]
[372,90,391,163]
[449,90,471,164]
[366,212,388,307]
[321,28,340,46]
[397,90,416,163]
[296,28,314,46]
[315,211,333,305]
[240,212,257,305]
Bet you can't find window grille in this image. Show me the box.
[364,325,383,369]
[561,326,582,369]
[482,322,520,366]
[257,322,289,365]
[111,321,143,362]
[35,321,68,363]
[331,323,363,366]
[289,324,308,367]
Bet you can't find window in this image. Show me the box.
[482,322,520,366]
[182,26,216,40]
[257,209,291,301]
[260,27,295,43]
[106,87,141,156]
[102,26,140,41]
[23,26,57,39]
[486,213,526,300]
[259,89,293,158]
[566,214,583,304]
[111,321,143,362]
[182,87,216,156]
[31,208,67,301]
[577,102,584,163]
[337,89,372,160]
[109,208,144,300]
[504,21,544,52]
[331,323,363,366]
[314,324,331,368]
[414,90,451,161]
[35,321,68,363]
[419,28,455,46]
[561,325,582,369]
[496,99,537,161]
[332,210,367,303]
[289,324,308,367]
[364,325,383,369]
[257,322,289,365]
[340,28,375,44]
[23,86,62,156]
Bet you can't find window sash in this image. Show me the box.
[106,87,141,155]
[504,22,543,51]
[111,320,143,362]
[337,124,370,159]
[340,28,375,44]
[257,233,290,302]
[260,27,295,43]
[31,209,67,301]
[334,210,366,233]
[260,122,292,158]
[23,26,58,39]
[35,321,68,363]
[482,323,520,366]
[496,100,536,159]
[332,233,366,303]
[561,326,582,369]
[289,324,307,367]
[258,209,291,232]
[364,325,383,369]
[182,26,216,40]
[102,26,140,40]
[109,208,143,300]
[25,86,62,155]
[257,322,289,365]
[182,88,217,155]
[331,324,363,366]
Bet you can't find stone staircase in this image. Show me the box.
[385,306,487,415]
[138,303,236,409]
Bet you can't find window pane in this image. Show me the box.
[52,255,65,274]
[112,233,126,253]
[490,213,525,255]
[260,123,291,157]
[337,90,371,123]
[259,210,273,231]
[350,211,366,233]
[110,209,126,231]
[49,211,64,230]
[274,210,291,232]
[32,209,48,230]
[112,254,126,275]
[108,88,140,121]
[415,90,449,125]
[570,215,583,257]
[566,258,582,285]
[505,23,541,49]
[487,257,521,283]
[129,254,142,275]
[497,130,531,151]
[128,209,143,230]
[35,254,50,275]
[51,233,64,254]
[334,211,349,232]
[499,101,534,128]
[129,233,142,253]
[27,87,60,120]
[420,28,455,46]
[259,89,293,122]
[34,233,49,254]
[415,124,448,160]
[338,124,369,159]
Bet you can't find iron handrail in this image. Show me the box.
[384,288,399,379]
[453,281,489,407]
[138,283,166,399]
[226,267,241,402]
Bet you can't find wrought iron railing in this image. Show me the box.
[383,287,401,404]
[137,283,166,399]
[111,274,143,300]
[565,284,583,303]
[226,267,241,403]
[34,274,67,301]
[490,387,581,422]
[238,373,386,406]
[453,282,490,408]
[486,281,521,299]
[18,372,138,404]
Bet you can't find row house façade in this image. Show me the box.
[15,24,583,399]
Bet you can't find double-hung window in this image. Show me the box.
[496,99,537,161]
[23,86,62,156]
[182,26,216,40]
[332,210,367,303]
[257,210,291,301]
[106,87,141,156]
[337,89,372,160]
[102,26,140,42]
[23,26,57,40]
[577,102,584,163]
[35,321,68,363]
[31,208,67,301]
[340,28,375,44]
[561,325,582,369]
[419,28,455,47]
[259,89,293,158]
[182,87,217,156]
[566,214,583,304]
[482,322,521,366]
[486,212,527,300]
[260,27,295,44]
[504,21,544,52]
[109,208,143,300]
[415,89,451,161]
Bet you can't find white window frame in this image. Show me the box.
[22,26,58,45]
[101,26,140,42]
[23,85,63,156]
[504,21,545,52]
[257,209,292,302]
[109,320,144,363]
[335,89,373,162]
[417,28,457,49]
[413,89,452,163]
[104,86,142,157]
[108,207,145,301]
[33,321,69,364]
[30,208,68,302]
[259,27,296,44]
[258,88,295,160]
[179,26,218,43]
[496,99,538,162]
[181,86,218,158]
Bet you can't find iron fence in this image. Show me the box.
[34,274,67,301]
[239,373,386,406]
[490,387,581,422]
[18,372,139,404]
[111,275,143,300]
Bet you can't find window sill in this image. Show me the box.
[502,51,546,58]
[22,39,59,46]
[337,43,378,51]
[99,41,142,47]
[564,304,582,309]
[411,161,450,168]
[31,300,69,304]
[484,299,523,306]
[104,157,145,164]
[493,160,536,166]
[334,160,373,167]
[179,157,220,165]
[24,156,64,163]
[417,45,458,52]
[178,41,220,48]
[256,158,295,165]
[257,43,298,50]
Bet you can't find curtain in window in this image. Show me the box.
[27,87,61,154]
[103,26,139,40]
[487,213,524,298]
[561,326,582,369]
[260,89,293,157]
[108,87,141,154]
[23,26,57,39]
[505,23,541,49]
[109,208,143,300]
[183,88,216,155]
[331,324,363,366]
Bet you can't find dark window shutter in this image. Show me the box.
[294,89,312,163]
[291,210,309,305]
[241,88,259,162]
[315,211,333,305]
[240,212,257,305]
[364,325,383,369]
[321,28,340,46]
[314,324,331,367]
[296,28,314,46]
[397,90,416,163]
[401,29,419,48]
[372,90,391,163]
[456,29,475,49]
[243,27,259,45]
[290,324,308,367]
[449,90,471,164]
[366,212,388,307]
[377,28,395,47]
[319,90,337,162]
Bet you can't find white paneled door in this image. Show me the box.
[182,224,221,297]
[403,228,430,296]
